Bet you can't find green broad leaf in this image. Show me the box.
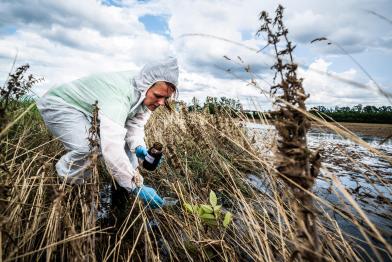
[213,205,222,217]
[209,190,217,207]
[200,204,213,214]
[197,206,203,216]
[184,203,193,213]
[223,212,233,228]
[200,213,215,220]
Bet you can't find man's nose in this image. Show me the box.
[157,98,165,106]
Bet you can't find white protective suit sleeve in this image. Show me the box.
[125,110,151,152]
[124,109,151,169]
[99,111,143,191]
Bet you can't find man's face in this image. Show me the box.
[143,81,175,111]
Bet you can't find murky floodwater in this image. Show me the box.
[246,122,392,260]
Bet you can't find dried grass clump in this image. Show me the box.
[0,99,389,261]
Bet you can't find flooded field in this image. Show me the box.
[246,122,392,259]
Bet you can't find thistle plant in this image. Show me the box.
[256,5,322,261]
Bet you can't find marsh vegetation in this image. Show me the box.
[0,5,391,262]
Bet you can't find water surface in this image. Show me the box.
[246,122,392,260]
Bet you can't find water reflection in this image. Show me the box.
[246,122,392,260]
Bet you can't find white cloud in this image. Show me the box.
[287,9,332,43]
[0,0,145,36]
[300,58,390,106]
[177,66,270,111]
[0,0,390,108]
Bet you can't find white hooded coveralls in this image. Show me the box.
[36,57,179,191]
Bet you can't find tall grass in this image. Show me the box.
[0,99,390,261]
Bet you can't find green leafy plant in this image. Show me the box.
[184,190,233,228]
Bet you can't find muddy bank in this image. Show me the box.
[311,122,392,138]
[245,119,392,138]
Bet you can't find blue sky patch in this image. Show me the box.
[241,30,254,41]
[0,25,17,35]
[139,14,170,38]
[101,0,122,7]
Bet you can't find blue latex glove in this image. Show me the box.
[133,185,165,209]
[135,146,147,160]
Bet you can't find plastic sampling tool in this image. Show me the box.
[162,197,179,207]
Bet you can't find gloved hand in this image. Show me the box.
[135,146,147,160]
[133,185,165,209]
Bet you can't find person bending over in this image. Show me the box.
[36,57,179,209]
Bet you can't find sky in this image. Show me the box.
[0,0,391,110]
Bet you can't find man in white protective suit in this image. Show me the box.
[36,57,179,209]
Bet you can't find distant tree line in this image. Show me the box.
[188,96,243,117]
[187,98,392,124]
[309,105,392,124]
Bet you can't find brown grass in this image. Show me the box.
[1,103,391,261]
